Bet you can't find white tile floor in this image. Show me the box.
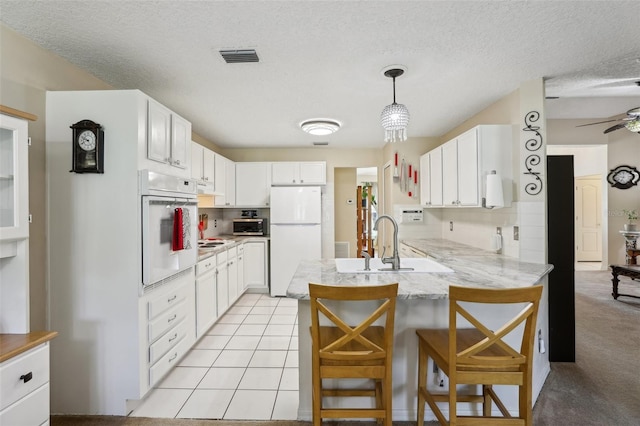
[130,293,300,420]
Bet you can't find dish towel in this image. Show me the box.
[182,207,192,250]
[173,208,184,251]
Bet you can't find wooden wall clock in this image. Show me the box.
[70,119,104,173]
[607,165,639,189]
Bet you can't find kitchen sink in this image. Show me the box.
[335,257,454,273]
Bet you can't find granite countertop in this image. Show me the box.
[286,238,554,300]
[197,235,269,261]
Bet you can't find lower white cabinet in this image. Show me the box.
[216,250,229,316]
[227,247,238,304]
[195,256,218,338]
[143,277,195,390]
[0,343,50,426]
[244,240,268,290]
[237,244,246,295]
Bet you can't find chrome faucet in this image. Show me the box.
[373,214,400,270]
[360,250,371,271]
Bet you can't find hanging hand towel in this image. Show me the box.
[173,208,184,251]
[182,207,192,250]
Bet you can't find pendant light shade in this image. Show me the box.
[380,68,410,143]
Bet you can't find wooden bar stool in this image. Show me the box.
[309,282,398,426]
[416,285,543,426]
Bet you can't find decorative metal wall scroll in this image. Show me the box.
[522,111,543,195]
[607,165,640,189]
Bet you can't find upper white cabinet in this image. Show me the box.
[213,154,235,206]
[0,113,29,242]
[442,129,479,206]
[190,143,215,185]
[147,99,190,172]
[236,162,271,206]
[271,161,326,185]
[419,147,443,207]
[421,125,512,208]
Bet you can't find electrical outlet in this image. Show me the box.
[514,226,519,240]
[214,219,217,228]
[449,221,453,231]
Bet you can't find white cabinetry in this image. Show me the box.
[272,161,326,185]
[143,277,195,390]
[244,240,268,291]
[0,343,51,426]
[216,249,229,315]
[190,143,215,185]
[147,99,190,172]
[422,125,512,208]
[419,147,443,207]
[0,114,29,243]
[237,244,246,294]
[1,111,32,334]
[235,162,271,206]
[46,90,196,414]
[195,256,217,338]
[214,154,235,206]
[227,247,238,304]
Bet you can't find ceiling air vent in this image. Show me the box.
[313,141,329,146]
[219,49,259,63]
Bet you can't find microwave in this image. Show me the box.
[233,218,267,236]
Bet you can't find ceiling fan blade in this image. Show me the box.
[576,119,620,128]
[603,123,626,134]
[627,106,640,117]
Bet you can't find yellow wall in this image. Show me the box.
[1,24,114,330]
[334,168,358,257]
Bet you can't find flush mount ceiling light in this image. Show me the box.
[380,67,410,143]
[300,119,341,136]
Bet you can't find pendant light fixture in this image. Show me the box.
[380,67,410,143]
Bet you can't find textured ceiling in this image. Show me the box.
[1,1,639,148]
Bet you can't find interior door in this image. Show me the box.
[575,176,602,261]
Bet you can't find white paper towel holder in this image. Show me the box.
[482,170,505,209]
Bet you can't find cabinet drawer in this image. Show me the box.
[0,382,49,426]
[148,283,188,320]
[149,319,188,365]
[216,249,228,265]
[196,256,216,276]
[0,344,49,411]
[149,337,188,387]
[148,301,186,342]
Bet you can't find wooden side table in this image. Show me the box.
[610,264,640,300]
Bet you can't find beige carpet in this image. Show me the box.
[52,270,640,425]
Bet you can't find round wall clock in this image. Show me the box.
[70,119,104,173]
[607,165,639,189]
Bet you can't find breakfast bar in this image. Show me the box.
[287,239,553,421]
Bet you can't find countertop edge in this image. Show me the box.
[0,331,58,363]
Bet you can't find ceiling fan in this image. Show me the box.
[576,107,640,134]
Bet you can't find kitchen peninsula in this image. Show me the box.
[287,239,553,422]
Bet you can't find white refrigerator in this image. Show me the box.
[270,186,322,296]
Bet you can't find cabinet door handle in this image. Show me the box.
[169,352,178,362]
[168,314,177,323]
[20,372,33,383]
[168,333,178,343]
[167,295,177,303]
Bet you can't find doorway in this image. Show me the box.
[546,145,608,270]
